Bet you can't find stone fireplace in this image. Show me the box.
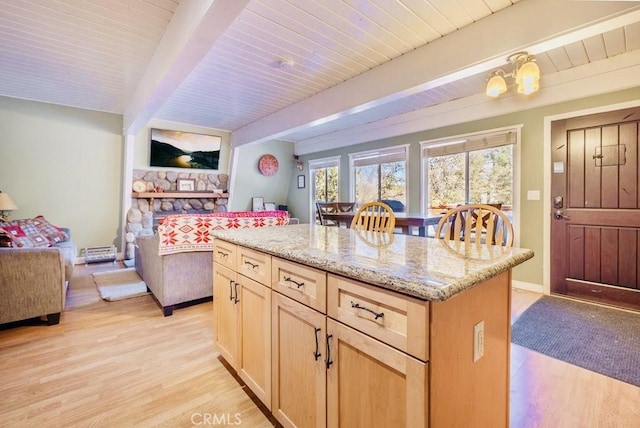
[124,169,229,259]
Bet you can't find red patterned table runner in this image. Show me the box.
[157,211,289,255]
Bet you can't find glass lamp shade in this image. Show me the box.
[516,60,540,94]
[0,192,18,211]
[486,74,507,97]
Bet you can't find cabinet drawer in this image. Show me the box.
[327,274,428,361]
[238,247,272,286]
[272,257,327,313]
[214,240,237,270]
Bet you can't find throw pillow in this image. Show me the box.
[32,215,69,244]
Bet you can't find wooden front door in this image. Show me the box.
[551,106,640,311]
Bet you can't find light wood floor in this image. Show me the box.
[0,265,638,427]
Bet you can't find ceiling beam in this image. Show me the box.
[231,0,640,148]
[123,0,250,135]
[294,49,640,155]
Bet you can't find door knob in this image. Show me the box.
[554,210,570,220]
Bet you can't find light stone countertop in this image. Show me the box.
[212,224,534,301]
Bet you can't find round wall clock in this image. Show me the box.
[258,154,279,176]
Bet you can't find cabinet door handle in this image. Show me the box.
[234,281,240,304]
[325,334,333,369]
[314,327,322,361]
[351,301,384,320]
[284,276,305,289]
[229,280,235,301]
[217,251,228,258]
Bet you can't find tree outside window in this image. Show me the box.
[427,145,512,207]
[352,146,407,209]
[313,166,339,202]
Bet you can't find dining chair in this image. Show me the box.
[434,204,513,247]
[316,202,339,226]
[349,201,396,233]
[336,202,356,212]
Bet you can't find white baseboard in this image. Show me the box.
[512,280,545,294]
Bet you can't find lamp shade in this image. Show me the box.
[516,60,540,95]
[486,74,507,97]
[0,192,18,211]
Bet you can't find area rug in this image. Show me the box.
[512,295,640,386]
[92,268,149,301]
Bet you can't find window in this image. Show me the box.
[349,146,408,211]
[421,128,519,211]
[309,156,340,204]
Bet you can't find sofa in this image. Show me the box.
[135,211,294,316]
[0,216,77,325]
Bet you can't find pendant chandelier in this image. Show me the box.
[486,52,540,98]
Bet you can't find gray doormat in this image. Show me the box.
[511,295,640,386]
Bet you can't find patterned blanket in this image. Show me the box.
[157,211,289,255]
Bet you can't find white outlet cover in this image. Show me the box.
[473,320,485,363]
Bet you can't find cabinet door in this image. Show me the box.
[213,264,238,367]
[326,319,427,428]
[236,276,272,409]
[272,293,326,428]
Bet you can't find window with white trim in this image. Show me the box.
[421,128,518,211]
[349,145,408,210]
[309,156,340,204]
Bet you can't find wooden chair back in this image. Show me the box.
[336,202,356,212]
[434,204,513,247]
[316,202,339,225]
[349,201,396,233]
[316,202,356,225]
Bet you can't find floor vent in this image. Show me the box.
[84,245,117,264]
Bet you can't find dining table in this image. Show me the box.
[321,211,443,237]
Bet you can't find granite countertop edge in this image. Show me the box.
[212,228,535,302]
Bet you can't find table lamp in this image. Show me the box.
[0,191,18,222]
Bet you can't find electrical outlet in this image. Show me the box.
[473,320,485,362]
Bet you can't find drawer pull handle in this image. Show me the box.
[217,251,228,258]
[229,280,235,301]
[244,261,259,269]
[314,327,322,361]
[325,334,333,369]
[284,276,305,288]
[351,301,384,320]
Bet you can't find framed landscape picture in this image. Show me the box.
[150,128,221,170]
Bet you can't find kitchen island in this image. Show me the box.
[211,224,534,428]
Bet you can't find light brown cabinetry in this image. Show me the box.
[214,240,512,428]
[271,293,327,428]
[272,258,327,313]
[238,247,271,285]
[213,264,238,367]
[326,319,427,427]
[271,258,427,428]
[213,240,236,271]
[327,274,428,361]
[213,243,272,409]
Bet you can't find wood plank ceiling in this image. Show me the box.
[0,0,639,154]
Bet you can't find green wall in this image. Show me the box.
[0,96,124,255]
[229,140,294,212]
[288,87,640,287]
